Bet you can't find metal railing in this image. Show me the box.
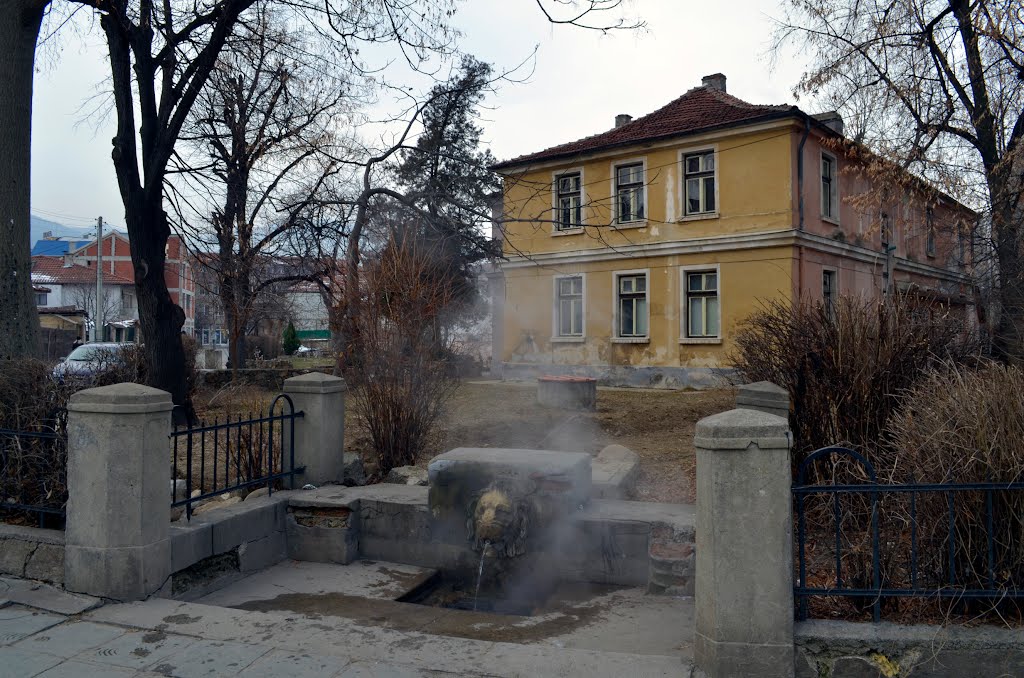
[171,394,304,519]
[794,446,1024,622]
[0,426,68,528]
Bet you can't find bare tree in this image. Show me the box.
[2,0,640,399]
[172,2,353,372]
[65,284,124,338]
[774,0,1024,359]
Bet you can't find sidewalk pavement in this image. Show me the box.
[0,579,694,678]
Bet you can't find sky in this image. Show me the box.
[29,0,809,232]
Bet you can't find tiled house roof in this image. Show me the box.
[491,85,796,170]
[30,256,134,286]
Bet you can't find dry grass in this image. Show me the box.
[348,380,735,502]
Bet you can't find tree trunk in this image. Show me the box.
[0,1,45,360]
[127,198,190,421]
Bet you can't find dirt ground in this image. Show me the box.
[194,379,734,504]
[347,380,735,504]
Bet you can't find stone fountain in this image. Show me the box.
[427,448,592,602]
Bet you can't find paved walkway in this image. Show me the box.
[0,581,694,677]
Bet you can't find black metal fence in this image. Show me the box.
[0,425,68,528]
[794,446,1024,622]
[171,394,304,519]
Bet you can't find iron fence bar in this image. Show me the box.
[212,416,219,493]
[797,490,807,621]
[794,482,1024,493]
[199,427,206,506]
[185,429,194,520]
[947,491,955,588]
[910,486,918,589]
[167,411,302,435]
[834,492,842,588]
[871,484,880,622]
[986,487,995,589]
[795,587,1024,599]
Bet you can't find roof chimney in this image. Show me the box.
[812,111,845,137]
[701,73,727,92]
[614,114,633,128]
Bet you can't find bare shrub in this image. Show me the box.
[882,362,1024,612]
[731,292,981,465]
[344,236,460,477]
[0,360,69,524]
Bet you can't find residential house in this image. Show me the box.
[31,230,197,340]
[31,255,137,342]
[490,74,976,387]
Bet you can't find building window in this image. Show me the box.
[554,172,582,231]
[615,163,645,224]
[35,292,48,305]
[684,151,716,215]
[822,270,837,319]
[926,209,936,257]
[616,273,648,337]
[554,276,584,337]
[821,153,838,221]
[685,271,719,338]
[122,289,135,310]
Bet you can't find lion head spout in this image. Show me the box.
[465,482,530,558]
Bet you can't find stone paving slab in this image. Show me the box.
[13,620,127,658]
[241,649,352,678]
[144,638,269,677]
[0,576,101,615]
[0,645,63,676]
[75,629,198,670]
[0,605,65,645]
[36,658,138,677]
[85,599,693,677]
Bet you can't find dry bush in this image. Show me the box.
[881,362,1024,612]
[0,360,70,524]
[731,292,981,466]
[345,236,460,476]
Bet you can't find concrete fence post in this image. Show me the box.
[284,371,347,487]
[64,383,173,600]
[694,407,794,678]
[735,380,790,420]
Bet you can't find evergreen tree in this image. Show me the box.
[394,55,501,311]
[282,321,300,355]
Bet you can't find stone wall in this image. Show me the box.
[795,620,1024,677]
[0,524,64,584]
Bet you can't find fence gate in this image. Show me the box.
[171,394,304,519]
[794,446,1024,622]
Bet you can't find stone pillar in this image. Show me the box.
[284,372,347,487]
[694,408,794,678]
[64,383,173,600]
[735,380,790,420]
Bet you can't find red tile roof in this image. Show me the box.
[31,256,134,286]
[491,86,797,170]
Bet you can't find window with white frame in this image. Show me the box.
[685,271,719,338]
[684,151,716,215]
[615,163,645,224]
[821,153,838,221]
[554,276,583,337]
[122,289,135,310]
[616,273,648,337]
[554,172,582,231]
[822,269,837,319]
[35,292,47,306]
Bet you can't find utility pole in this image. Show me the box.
[93,216,104,342]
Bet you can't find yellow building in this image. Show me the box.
[490,74,975,387]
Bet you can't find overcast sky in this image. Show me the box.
[30,0,808,231]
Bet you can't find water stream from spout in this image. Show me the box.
[473,540,490,611]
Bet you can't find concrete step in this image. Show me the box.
[591,445,641,500]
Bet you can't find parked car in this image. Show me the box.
[52,342,128,381]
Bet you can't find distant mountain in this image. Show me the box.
[30,215,93,245]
